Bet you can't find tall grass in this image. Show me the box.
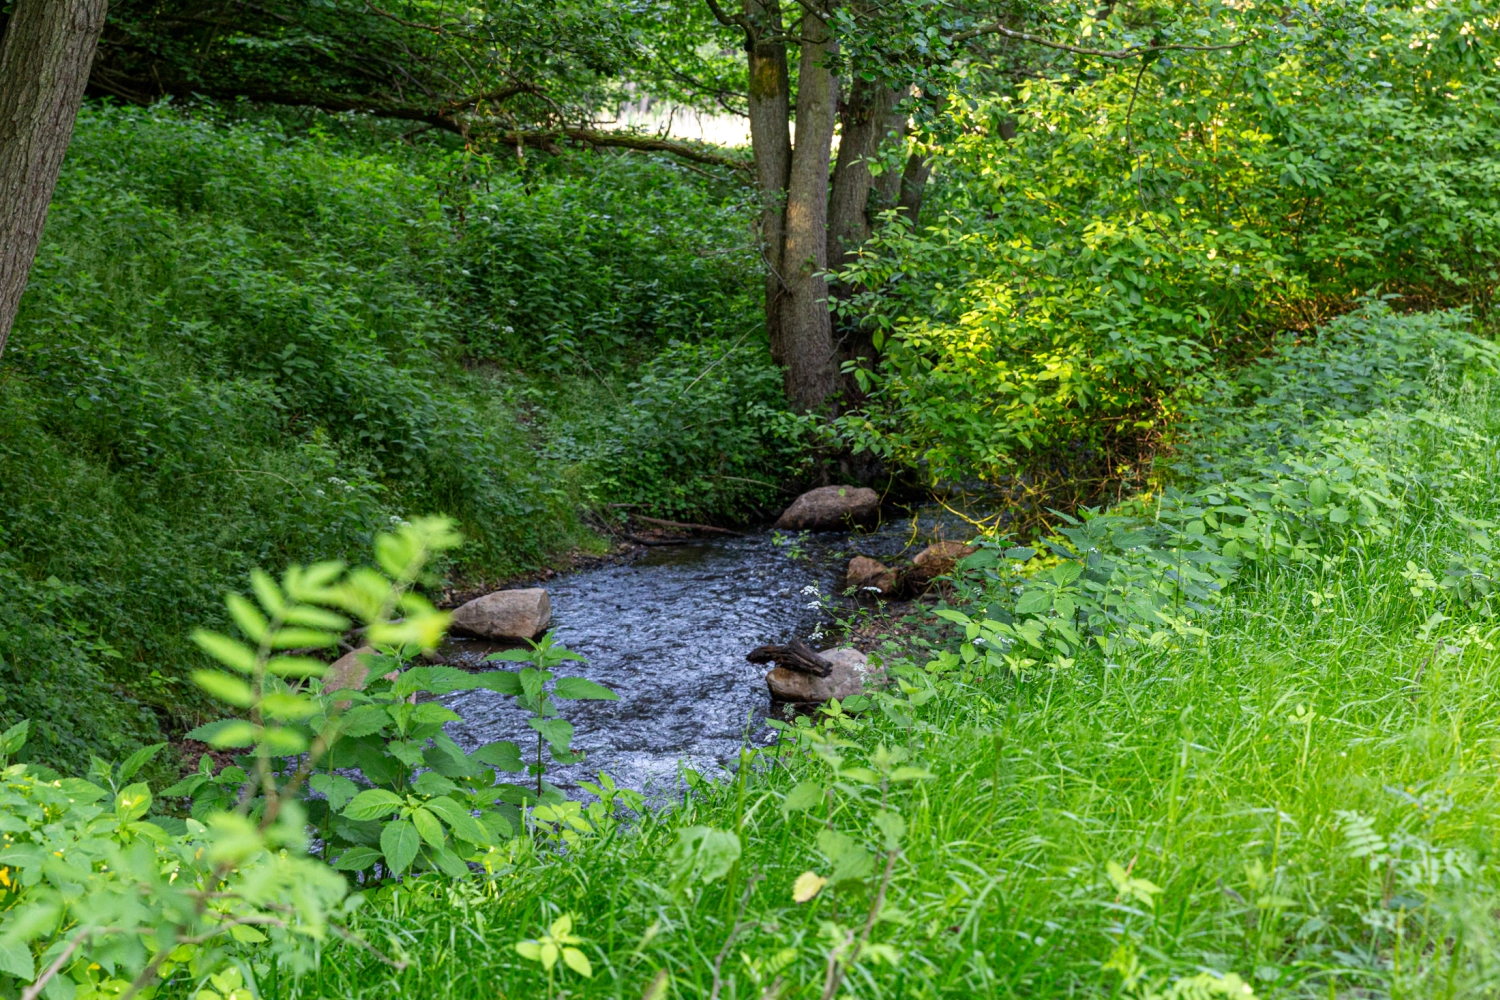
[286,339,1500,999]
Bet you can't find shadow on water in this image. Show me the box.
[437,513,964,797]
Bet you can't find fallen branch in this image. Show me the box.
[746,640,833,678]
[633,515,745,537]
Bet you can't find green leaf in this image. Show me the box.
[115,782,152,822]
[310,773,360,812]
[410,807,446,849]
[429,844,471,879]
[118,742,167,783]
[667,826,740,887]
[1014,590,1052,615]
[226,592,269,643]
[0,940,33,980]
[191,630,257,674]
[888,766,934,782]
[412,771,459,796]
[185,719,256,748]
[562,947,593,978]
[266,656,327,678]
[338,705,390,739]
[344,788,404,821]
[280,605,350,631]
[423,795,490,846]
[380,819,420,875]
[270,627,339,649]
[529,717,574,754]
[332,846,383,871]
[261,692,317,720]
[472,740,525,772]
[818,829,873,885]
[553,677,618,700]
[191,670,253,707]
[782,780,824,815]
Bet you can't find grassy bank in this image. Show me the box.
[0,103,793,767]
[276,307,1500,1000]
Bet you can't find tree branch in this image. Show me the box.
[953,20,1244,59]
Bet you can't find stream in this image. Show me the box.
[437,515,947,796]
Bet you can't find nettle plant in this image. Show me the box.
[185,517,618,881]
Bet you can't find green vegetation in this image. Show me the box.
[2,1,1500,998]
[0,104,791,766]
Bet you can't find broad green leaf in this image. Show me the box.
[261,692,317,720]
[554,677,618,700]
[423,796,490,846]
[270,627,339,649]
[310,773,360,812]
[562,947,593,978]
[472,740,525,772]
[429,844,471,878]
[667,826,740,887]
[280,605,350,631]
[115,782,152,822]
[782,780,824,814]
[1014,590,1052,615]
[381,819,420,875]
[332,845,383,871]
[117,742,167,783]
[529,717,574,754]
[410,806,446,849]
[344,788,404,821]
[0,940,32,980]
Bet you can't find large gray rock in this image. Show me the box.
[765,647,884,703]
[847,556,897,596]
[774,486,880,531]
[450,588,551,640]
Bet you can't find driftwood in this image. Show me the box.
[745,639,833,678]
[632,514,746,537]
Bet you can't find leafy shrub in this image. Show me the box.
[543,336,800,520]
[836,3,1500,484]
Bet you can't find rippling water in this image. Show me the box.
[437,516,955,796]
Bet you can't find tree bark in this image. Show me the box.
[743,0,791,365]
[0,0,108,360]
[777,9,839,411]
[895,151,932,227]
[827,79,897,270]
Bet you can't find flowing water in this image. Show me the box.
[438,518,944,796]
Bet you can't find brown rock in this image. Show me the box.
[911,540,978,580]
[773,486,880,532]
[766,648,884,703]
[450,588,551,639]
[846,556,897,596]
[322,646,400,707]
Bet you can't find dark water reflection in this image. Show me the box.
[437,517,952,796]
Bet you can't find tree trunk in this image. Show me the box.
[777,9,839,411]
[895,151,932,227]
[0,0,107,360]
[743,0,791,365]
[827,79,897,270]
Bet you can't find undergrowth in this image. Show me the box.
[0,102,788,767]
[263,307,1500,1000]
